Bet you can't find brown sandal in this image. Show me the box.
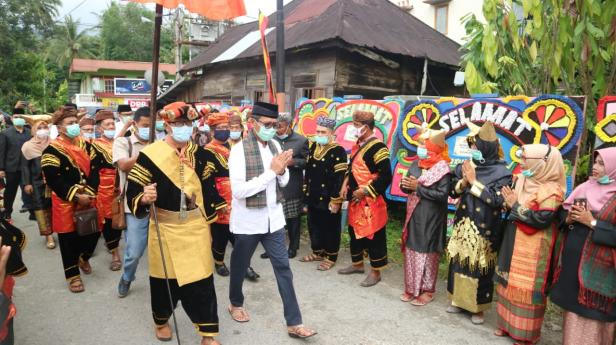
[201,337,221,345]
[410,292,434,306]
[79,258,92,274]
[68,278,85,293]
[299,253,324,262]
[110,260,122,271]
[400,293,414,302]
[287,325,317,339]
[317,260,335,271]
[228,305,250,323]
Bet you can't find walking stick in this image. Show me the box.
[150,204,182,345]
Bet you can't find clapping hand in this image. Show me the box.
[271,150,293,175]
[501,186,517,209]
[461,160,476,184]
[401,176,418,191]
[570,205,595,229]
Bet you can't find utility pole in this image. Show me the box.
[174,8,183,80]
[276,0,285,111]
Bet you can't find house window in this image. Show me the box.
[434,5,448,34]
[254,90,264,103]
[104,78,115,93]
[302,88,325,99]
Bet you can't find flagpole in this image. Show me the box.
[275,0,285,111]
[149,4,163,143]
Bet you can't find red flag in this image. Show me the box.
[258,10,276,103]
[129,0,246,20]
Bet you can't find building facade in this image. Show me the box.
[68,59,176,110]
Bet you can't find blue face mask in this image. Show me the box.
[417,147,429,159]
[155,121,165,132]
[66,124,81,138]
[256,125,276,142]
[103,129,116,139]
[199,124,210,133]
[229,131,242,140]
[522,169,535,178]
[171,125,193,143]
[137,127,150,141]
[598,175,613,185]
[13,118,26,127]
[277,133,289,140]
[314,135,329,145]
[470,149,484,162]
[82,132,94,140]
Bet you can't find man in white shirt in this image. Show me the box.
[227,102,317,339]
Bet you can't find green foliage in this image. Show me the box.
[46,16,100,70]
[99,1,175,63]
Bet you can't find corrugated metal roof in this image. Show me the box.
[181,0,461,72]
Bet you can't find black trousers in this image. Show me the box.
[286,217,301,252]
[150,276,219,337]
[307,206,341,262]
[3,172,32,219]
[211,223,235,264]
[58,231,100,280]
[348,226,388,269]
[101,219,121,252]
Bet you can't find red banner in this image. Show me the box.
[258,10,276,103]
[129,0,246,20]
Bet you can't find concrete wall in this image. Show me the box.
[390,0,485,44]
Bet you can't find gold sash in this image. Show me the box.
[149,208,213,286]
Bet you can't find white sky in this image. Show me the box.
[58,0,294,29]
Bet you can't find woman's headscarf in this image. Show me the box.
[514,144,566,207]
[21,120,51,160]
[564,147,616,212]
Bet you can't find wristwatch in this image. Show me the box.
[591,219,597,228]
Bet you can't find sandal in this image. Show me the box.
[68,278,85,293]
[287,325,317,339]
[299,253,324,262]
[400,293,414,302]
[201,337,221,345]
[79,258,92,274]
[110,260,122,271]
[228,305,250,323]
[494,329,506,337]
[46,238,56,250]
[410,292,434,306]
[317,260,335,271]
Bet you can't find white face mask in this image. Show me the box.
[36,129,50,139]
[349,125,365,141]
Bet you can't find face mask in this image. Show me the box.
[198,124,210,133]
[103,129,116,139]
[314,135,329,145]
[65,124,81,138]
[214,129,230,142]
[121,116,132,124]
[229,131,242,140]
[256,125,276,142]
[598,175,613,185]
[13,118,26,127]
[36,129,50,139]
[522,169,535,178]
[277,133,289,140]
[171,125,193,143]
[349,125,365,141]
[82,132,95,140]
[156,121,165,132]
[470,149,484,162]
[137,127,150,141]
[417,147,429,159]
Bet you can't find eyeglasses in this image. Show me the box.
[257,121,276,129]
[515,145,551,160]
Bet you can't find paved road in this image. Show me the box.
[11,207,561,345]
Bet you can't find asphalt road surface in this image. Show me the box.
[11,206,561,345]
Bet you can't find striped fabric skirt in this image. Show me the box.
[282,197,303,219]
[496,284,546,344]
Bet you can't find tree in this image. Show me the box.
[98,1,175,63]
[46,16,100,70]
[461,0,616,122]
[461,0,616,179]
[0,0,61,110]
